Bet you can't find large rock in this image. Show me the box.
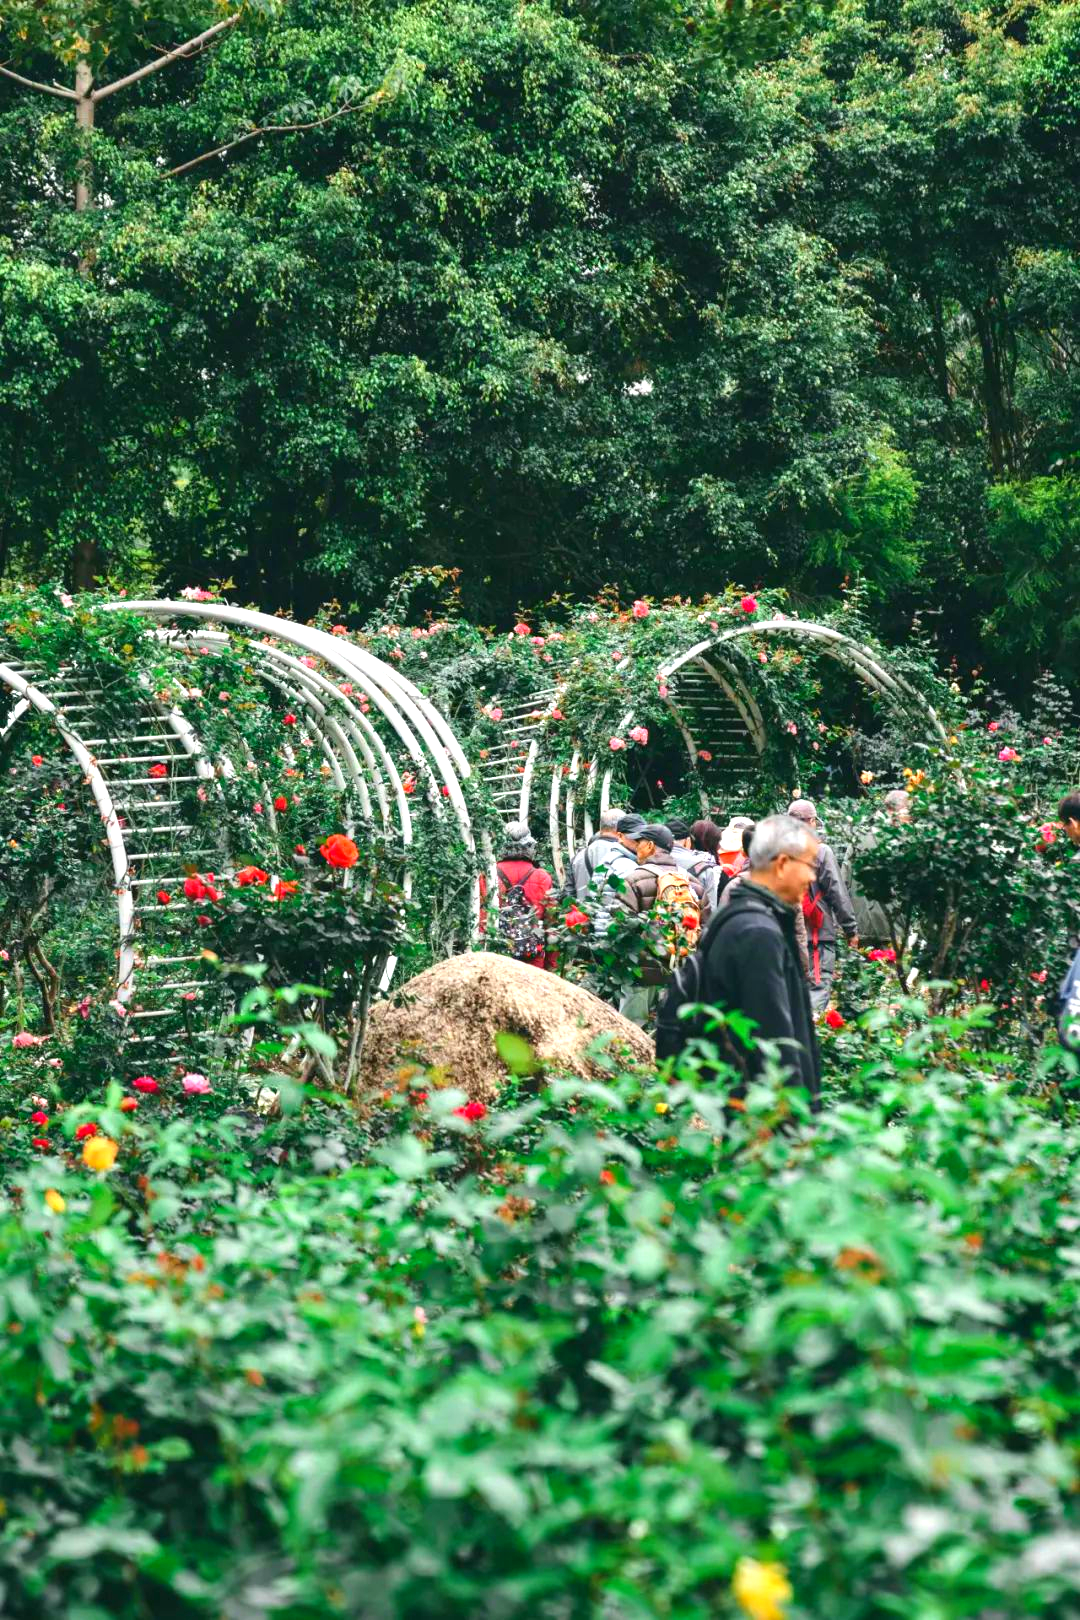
[361,952,655,1102]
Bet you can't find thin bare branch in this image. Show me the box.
[0,61,77,99]
[163,93,381,179]
[91,12,241,102]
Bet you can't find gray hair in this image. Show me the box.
[599,806,625,832]
[749,814,818,871]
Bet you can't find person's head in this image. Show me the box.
[883,788,911,824]
[690,818,722,858]
[599,806,625,834]
[617,812,647,853]
[636,823,674,863]
[787,798,818,830]
[1059,792,1080,845]
[502,819,536,860]
[749,814,819,906]
[667,816,692,848]
[741,821,757,856]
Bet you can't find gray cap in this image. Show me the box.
[787,798,816,823]
[639,822,674,852]
[502,819,537,857]
[617,813,647,838]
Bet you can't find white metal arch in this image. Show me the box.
[0,601,492,1068]
[495,617,950,877]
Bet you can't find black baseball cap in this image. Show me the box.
[639,823,674,852]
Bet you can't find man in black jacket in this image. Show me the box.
[656,814,822,1107]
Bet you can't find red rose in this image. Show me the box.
[196,913,211,927]
[271,879,299,899]
[440,784,450,798]
[31,755,44,766]
[682,913,698,930]
[740,595,758,614]
[294,844,306,855]
[273,795,288,813]
[282,714,297,726]
[32,1137,51,1150]
[156,889,172,905]
[453,1100,487,1121]
[824,1009,845,1030]
[30,1110,48,1126]
[75,1121,98,1140]
[599,1168,615,1185]
[183,875,207,901]
[132,1076,159,1094]
[235,865,269,886]
[320,834,359,869]
[564,906,589,929]
[147,762,167,779]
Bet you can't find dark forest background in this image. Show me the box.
[3,0,1080,691]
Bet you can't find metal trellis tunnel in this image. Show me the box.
[472,616,949,886]
[0,600,490,1074]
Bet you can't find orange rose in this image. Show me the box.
[320,834,359,869]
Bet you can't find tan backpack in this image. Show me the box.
[644,864,701,965]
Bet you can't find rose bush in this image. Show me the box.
[1,1007,1080,1617]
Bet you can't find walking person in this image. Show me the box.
[667,817,716,922]
[690,818,726,911]
[614,823,704,1026]
[787,799,858,1015]
[720,822,811,978]
[656,814,822,1108]
[564,806,627,902]
[846,788,911,951]
[480,821,556,970]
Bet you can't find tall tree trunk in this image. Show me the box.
[74,59,94,213]
[72,533,100,590]
[973,299,1018,479]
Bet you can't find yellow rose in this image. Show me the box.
[732,1558,792,1620]
[83,1136,118,1173]
[44,1188,65,1213]
[655,1101,669,1115]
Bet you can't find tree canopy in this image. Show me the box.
[3,0,1080,687]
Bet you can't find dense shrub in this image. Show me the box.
[3,1010,1080,1618]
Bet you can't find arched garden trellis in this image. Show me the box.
[0,599,488,1075]
[473,616,950,885]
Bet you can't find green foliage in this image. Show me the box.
[3,1015,1080,1616]
[808,436,923,598]
[982,473,1080,678]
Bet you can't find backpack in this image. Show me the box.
[802,881,825,938]
[497,865,546,961]
[645,864,701,967]
[654,902,751,1060]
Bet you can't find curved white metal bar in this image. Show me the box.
[109,602,474,845]
[0,663,137,1000]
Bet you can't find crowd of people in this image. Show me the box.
[485,791,914,1109]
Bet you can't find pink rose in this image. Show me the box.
[628,726,649,745]
[786,721,798,735]
[988,721,1000,733]
[697,749,712,763]
[631,600,649,619]
[998,747,1018,762]
[609,737,626,751]
[182,1073,211,1095]
[12,1032,44,1048]
[513,622,530,636]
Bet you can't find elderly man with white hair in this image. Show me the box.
[787,797,858,1015]
[655,814,822,1106]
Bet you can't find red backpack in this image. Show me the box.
[802,881,825,938]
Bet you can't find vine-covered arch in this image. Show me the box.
[0,597,487,1075]
[473,616,951,884]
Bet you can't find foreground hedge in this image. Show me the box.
[3,1018,1080,1618]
